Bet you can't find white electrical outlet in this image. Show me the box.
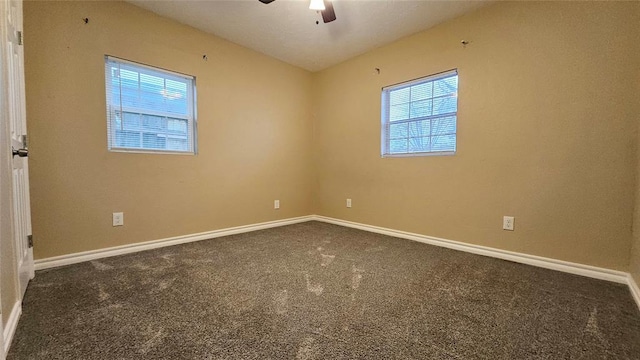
[503,216,514,231]
[346,199,352,208]
[274,200,280,210]
[112,212,124,227]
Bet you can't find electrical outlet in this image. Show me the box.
[112,212,124,227]
[274,200,280,210]
[503,216,514,231]
[346,199,352,208]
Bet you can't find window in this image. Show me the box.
[381,69,458,157]
[104,56,196,154]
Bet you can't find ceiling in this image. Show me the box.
[128,0,492,72]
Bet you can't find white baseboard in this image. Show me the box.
[3,301,21,357]
[32,214,638,310]
[628,274,640,311]
[34,216,314,271]
[312,215,629,284]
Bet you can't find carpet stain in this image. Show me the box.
[160,254,177,262]
[320,254,335,267]
[351,265,364,290]
[585,308,608,346]
[131,262,151,271]
[151,277,176,294]
[295,337,318,360]
[350,265,365,301]
[97,284,110,302]
[304,273,324,296]
[139,327,166,355]
[91,261,113,271]
[273,289,289,314]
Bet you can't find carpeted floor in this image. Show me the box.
[7,221,640,359]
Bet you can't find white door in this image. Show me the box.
[0,2,5,348]
[4,0,33,299]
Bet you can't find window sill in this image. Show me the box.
[108,148,196,156]
[381,151,455,158]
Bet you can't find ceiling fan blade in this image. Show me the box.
[258,0,275,4]
[321,1,336,23]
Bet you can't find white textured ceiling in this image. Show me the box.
[128,0,491,72]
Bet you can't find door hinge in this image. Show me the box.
[17,31,23,45]
[27,234,33,248]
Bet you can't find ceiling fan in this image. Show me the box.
[258,0,337,24]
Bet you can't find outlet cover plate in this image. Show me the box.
[503,216,514,231]
[113,212,124,227]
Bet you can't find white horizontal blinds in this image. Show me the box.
[382,69,458,156]
[105,56,195,153]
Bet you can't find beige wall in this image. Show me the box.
[24,0,314,259]
[22,1,640,275]
[313,1,640,271]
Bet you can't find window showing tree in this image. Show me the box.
[105,56,197,154]
[381,69,458,157]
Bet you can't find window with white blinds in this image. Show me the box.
[105,56,196,154]
[381,69,458,157]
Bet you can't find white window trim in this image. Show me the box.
[381,69,458,158]
[104,55,198,155]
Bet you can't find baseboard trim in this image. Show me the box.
[34,216,314,271]
[33,214,637,308]
[312,215,629,284]
[628,274,640,311]
[3,301,21,356]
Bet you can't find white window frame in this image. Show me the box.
[104,56,197,155]
[381,69,458,157]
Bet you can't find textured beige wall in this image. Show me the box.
[24,1,314,259]
[23,1,640,275]
[313,1,639,271]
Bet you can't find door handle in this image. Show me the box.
[12,147,28,158]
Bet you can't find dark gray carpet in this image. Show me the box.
[8,221,640,359]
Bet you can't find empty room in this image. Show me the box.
[0,0,639,358]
